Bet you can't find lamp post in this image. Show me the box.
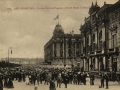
[8,47,12,67]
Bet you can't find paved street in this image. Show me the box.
[3,79,120,90]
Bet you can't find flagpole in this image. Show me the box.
[54,14,59,24]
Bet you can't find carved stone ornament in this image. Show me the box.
[109,23,117,31]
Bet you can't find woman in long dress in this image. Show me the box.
[25,76,29,85]
[86,73,90,88]
[7,77,14,88]
[49,79,56,90]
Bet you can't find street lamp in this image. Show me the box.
[8,47,12,67]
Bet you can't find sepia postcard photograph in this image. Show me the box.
[0,0,120,90]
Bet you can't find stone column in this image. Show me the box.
[103,56,106,70]
[89,58,91,71]
[95,57,98,70]
[99,61,101,71]
[84,59,86,71]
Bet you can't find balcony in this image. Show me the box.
[108,48,114,52]
[90,51,95,54]
[96,50,102,55]
[108,47,119,54]
[90,51,96,56]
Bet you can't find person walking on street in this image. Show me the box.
[49,79,56,90]
[40,72,43,84]
[83,72,87,85]
[7,77,14,88]
[86,73,90,88]
[105,73,109,89]
[36,73,40,85]
[100,73,105,88]
[63,73,69,88]
[90,73,95,85]
[73,73,77,84]
[77,72,82,85]
[56,73,62,88]
[0,83,3,90]
[0,73,3,88]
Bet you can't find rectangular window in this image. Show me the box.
[112,34,117,48]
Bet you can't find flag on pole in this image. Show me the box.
[54,15,59,20]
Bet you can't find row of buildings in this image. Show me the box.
[1,58,44,65]
[44,0,120,72]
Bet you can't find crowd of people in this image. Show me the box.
[0,67,120,90]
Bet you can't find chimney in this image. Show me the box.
[92,1,94,6]
[95,0,97,6]
[104,1,106,5]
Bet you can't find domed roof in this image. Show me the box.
[53,23,64,36]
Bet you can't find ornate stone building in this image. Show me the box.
[80,1,120,72]
[44,23,81,67]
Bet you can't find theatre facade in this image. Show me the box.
[44,23,81,67]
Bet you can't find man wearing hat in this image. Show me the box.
[63,73,69,88]
[0,73,3,88]
[105,72,109,89]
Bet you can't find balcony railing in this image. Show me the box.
[108,47,119,53]
[108,48,114,52]
[96,50,102,54]
[90,51,95,54]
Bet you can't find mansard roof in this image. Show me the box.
[97,4,112,14]
[107,0,120,13]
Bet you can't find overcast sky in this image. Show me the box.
[0,0,118,58]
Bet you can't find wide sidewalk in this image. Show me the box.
[3,78,120,90]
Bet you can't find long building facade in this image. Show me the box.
[80,1,120,72]
[44,0,120,71]
[44,23,81,67]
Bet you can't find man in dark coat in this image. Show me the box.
[83,72,87,85]
[68,73,73,84]
[90,73,95,85]
[40,72,43,84]
[0,83,3,90]
[63,73,69,88]
[0,73,3,88]
[100,73,105,88]
[56,74,62,88]
[49,79,56,90]
[77,72,82,85]
[32,73,37,85]
[105,73,109,89]
[7,77,14,88]
[73,73,77,84]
